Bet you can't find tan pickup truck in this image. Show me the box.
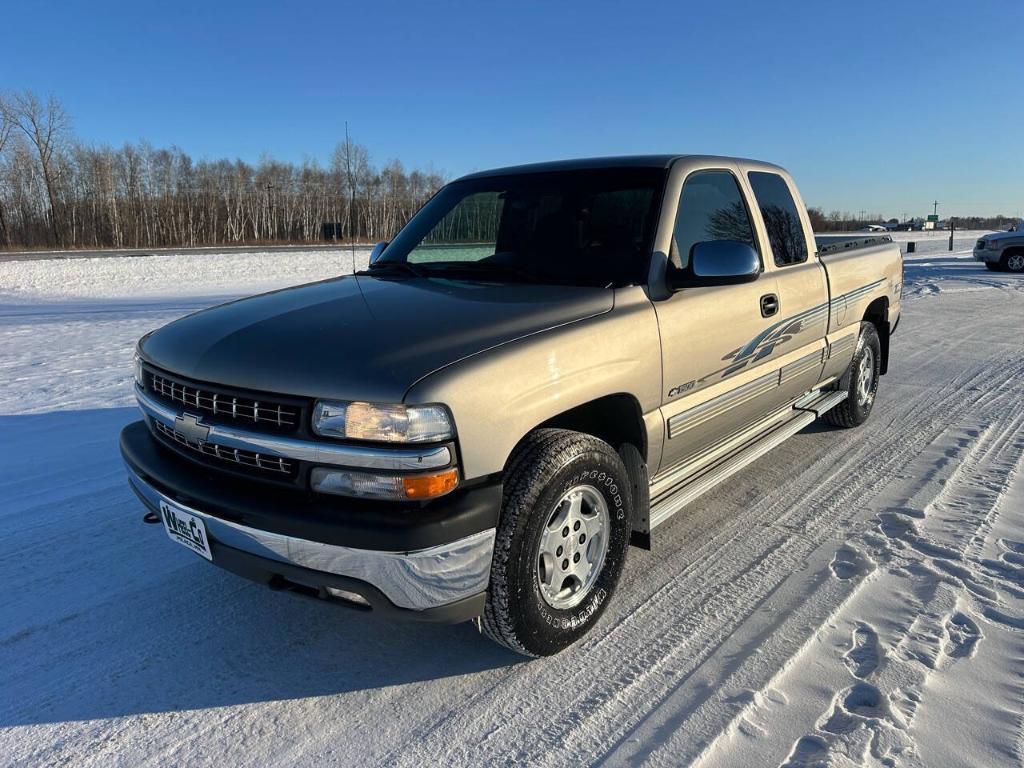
[122,155,903,656]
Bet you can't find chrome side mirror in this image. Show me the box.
[369,241,389,264]
[669,240,762,290]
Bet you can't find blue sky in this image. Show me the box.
[3,0,1021,217]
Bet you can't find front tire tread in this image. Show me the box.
[481,428,629,656]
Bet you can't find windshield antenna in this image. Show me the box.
[345,121,356,272]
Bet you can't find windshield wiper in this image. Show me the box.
[358,260,427,279]
[419,261,545,284]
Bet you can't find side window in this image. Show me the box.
[748,172,808,266]
[671,170,756,271]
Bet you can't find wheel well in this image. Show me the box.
[1003,246,1024,259]
[863,297,890,375]
[535,394,647,460]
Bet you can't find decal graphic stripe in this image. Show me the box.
[827,333,857,359]
[668,371,779,438]
[731,278,884,362]
[668,279,886,436]
[780,349,826,385]
[838,279,886,303]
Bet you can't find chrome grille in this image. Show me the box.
[153,420,294,475]
[149,373,299,429]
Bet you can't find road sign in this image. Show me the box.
[927,214,939,222]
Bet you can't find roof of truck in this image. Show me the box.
[456,154,781,180]
[457,155,680,180]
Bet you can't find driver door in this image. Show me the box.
[655,165,785,472]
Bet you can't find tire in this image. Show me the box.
[1004,251,1024,274]
[480,428,632,656]
[985,262,1004,272]
[824,322,881,429]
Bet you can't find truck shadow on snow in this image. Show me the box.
[0,408,521,728]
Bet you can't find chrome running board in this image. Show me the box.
[793,388,848,416]
[648,390,847,532]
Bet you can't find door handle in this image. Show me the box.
[760,293,779,318]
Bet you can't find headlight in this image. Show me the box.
[312,400,453,443]
[133,353,144,387]
[988,240,1000,249]
[311,467,459,500]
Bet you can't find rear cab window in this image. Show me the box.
[748,172,809,267]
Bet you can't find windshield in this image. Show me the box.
[376,168,665,287]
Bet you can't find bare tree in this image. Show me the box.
[332,127,370,241]
[0,96,13,246]
[0,94,445,251]
[8,91,70,246]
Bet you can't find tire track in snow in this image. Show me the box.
[5,256,1022,767]
[600,362,1024,767]
[690,408,1024,767]
[379,353,1024,767]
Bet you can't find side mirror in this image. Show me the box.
[669,240,761,290]
[369,241,389,264]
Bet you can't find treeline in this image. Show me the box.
[2,91,1016,251]
[806,208,884,232]
[0,91,445,250]
[807,207,1019,232]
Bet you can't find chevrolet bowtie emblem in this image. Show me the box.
[174,413,211,443]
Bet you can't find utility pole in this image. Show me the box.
[932,200,939,217]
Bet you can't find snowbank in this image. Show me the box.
[1,244,1022,766]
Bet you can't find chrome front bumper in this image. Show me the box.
[127,466,495,612]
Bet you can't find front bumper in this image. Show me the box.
[973,247,1000,263]
[121,421,499,622]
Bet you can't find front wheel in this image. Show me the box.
[824,322,881,429]
[1004,252,1024,273]
[480,429,632,657]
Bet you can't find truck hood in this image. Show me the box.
[983,228,1023,243]
[139,275,613,402]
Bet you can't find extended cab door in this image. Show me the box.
[653,161,787,472]
[741,168,828,405]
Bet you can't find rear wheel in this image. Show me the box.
[824,322,881,429]
[480,429,632,657]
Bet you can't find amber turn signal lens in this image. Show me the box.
[402,469,459,499]
[311,467,459,500]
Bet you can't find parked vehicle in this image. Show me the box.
[121,155,904,656]
[974,223,1024,272]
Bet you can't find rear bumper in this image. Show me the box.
[121,420,499,621]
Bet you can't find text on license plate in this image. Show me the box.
[160,500,213,561]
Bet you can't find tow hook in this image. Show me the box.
[143,511,161,524]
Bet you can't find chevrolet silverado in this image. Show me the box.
[121,155,903,656]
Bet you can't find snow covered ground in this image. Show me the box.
[1,233,1022,767]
